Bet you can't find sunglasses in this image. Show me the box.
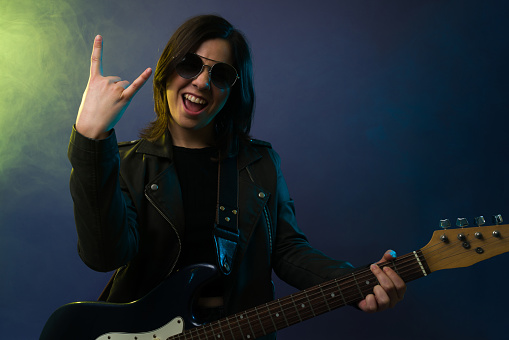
[175,53,239,89]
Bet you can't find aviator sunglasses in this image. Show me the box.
[175,53,239,89]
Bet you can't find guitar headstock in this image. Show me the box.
[420,215,509,273]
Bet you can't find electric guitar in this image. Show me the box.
[40,218,509,340]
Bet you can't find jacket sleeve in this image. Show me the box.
[269,149,356,290]
[68,126,139,272]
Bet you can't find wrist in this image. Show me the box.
[75,120,110,140]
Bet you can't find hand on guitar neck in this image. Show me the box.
[357,250,407,313]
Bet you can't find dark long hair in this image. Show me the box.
[140,15,255,156]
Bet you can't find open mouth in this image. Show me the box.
[183,93,208,113]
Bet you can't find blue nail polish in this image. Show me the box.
[390,250,397,258]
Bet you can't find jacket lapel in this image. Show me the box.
[135,134,271,266]
[136,133,185,237]
[235,142,271,263]
[144,164,185,237]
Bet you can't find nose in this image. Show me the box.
[192,65,211,90]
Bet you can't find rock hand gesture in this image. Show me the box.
[75,35,152,140]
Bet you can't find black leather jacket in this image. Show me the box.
[68,126,355,329]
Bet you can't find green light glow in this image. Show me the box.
[0,0,88,209]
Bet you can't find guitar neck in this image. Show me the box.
[174,251,430,339]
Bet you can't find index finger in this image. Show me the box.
[123,67,153,100]
[90,35,103,77]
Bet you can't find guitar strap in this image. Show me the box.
[213,155,239,275]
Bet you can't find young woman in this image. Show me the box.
[69,14,406,338]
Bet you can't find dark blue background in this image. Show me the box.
[2,1,508,339]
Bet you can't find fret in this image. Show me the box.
[268,300,284,330]
[294,293,310,320]
[318,282,332,312]
[391,258,401,276]
[254,306,267,336]
[351,272,365,299]
[333,278,347,307]
[203,322,213,340]
[216,319,227,339]
[289,294,303,323]
[313,285,331,316]
[264,302,278,332]
[195,325,204,340]
[184,325,198,339]
[244,311,256,339]
[304,291,316,317]
[277,298,290,328]
[224,315,235,339]
[233,313,245,339]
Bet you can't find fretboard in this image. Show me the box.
[171,250,430,340]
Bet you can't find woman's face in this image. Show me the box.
[166,38,233,147]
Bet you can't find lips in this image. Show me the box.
[183,93,208,114]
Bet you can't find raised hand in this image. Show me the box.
[75,35,152,139]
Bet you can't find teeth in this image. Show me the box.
[184,94,207,105]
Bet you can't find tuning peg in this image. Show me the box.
[456,218,469,228]
[492,214,503,225]
[474,216,486,227]
[440,219,451,230]
[439,219,450,243]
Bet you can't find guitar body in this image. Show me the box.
[40,264,218,340]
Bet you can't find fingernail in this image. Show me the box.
[389,250,397,258]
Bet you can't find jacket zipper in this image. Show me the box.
[263,206,273,255]
[144,191,182,276]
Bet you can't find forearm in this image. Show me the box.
[68,126,139,272]
[273,221,356,290]
[269,149,355,289]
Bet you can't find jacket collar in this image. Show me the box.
[136,130,174,159]
[135,130,262,169]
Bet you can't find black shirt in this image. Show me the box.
[173,146,219,270]
[172,146,227,298]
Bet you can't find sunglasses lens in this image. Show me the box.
[176,53,238,89]
[175,54,202,79]
[211,63,238,89]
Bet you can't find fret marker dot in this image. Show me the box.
[366,280,370,285]
[331,293,335,297]
[276,313,279,317]
[240,315,243,319]
[247,336,251,339]
[217,336,221,338]
[301,304,305,308]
